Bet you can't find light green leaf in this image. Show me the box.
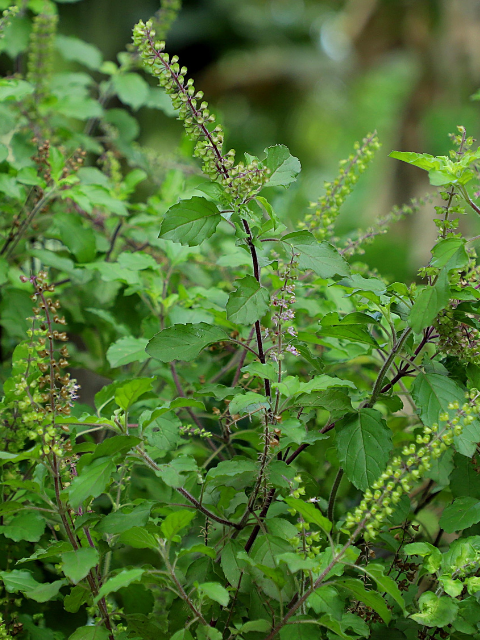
[26,580,66,603]
[67,457,115,509]
[282,231,349,279]
[161,510,196,541]
[226,275,270,325]
[198,582,229,607]
[117,527,158,550]
[62,548,99,584]
[107,336,149,368]
[0,570,39,593]
[404,542,442,573]
[141,409,182,451]
[0,512,45,542]
[362,564,406,612]
[56,35,102,70]
[408,269,450,333]
[94,569,144,603]
[431,237,469,270]
[264,144,301,187]
[335,409,393,491]
[114,377,153,410]
[146,322,226,362]
[410,592,458,628]
[159,196,221,246]
[284,497,332,533]
[228,391,270,416]
[113,73,150,110]
[56,213,97,263]
[439,497,480,533]
[0,78,34,102]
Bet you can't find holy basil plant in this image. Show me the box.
[2,2,480,640]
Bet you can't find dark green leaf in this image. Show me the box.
[62,548,99,584]
[94,569,144,603]
[67,457,115,508]
[335,578,391,624]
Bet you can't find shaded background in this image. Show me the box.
[48,0,480,280]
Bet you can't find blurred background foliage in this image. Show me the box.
[3,0,480,282]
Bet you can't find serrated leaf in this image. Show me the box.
[226,275,269,325]
[107,336,149,368]
[335,409,393,491]
[146,323,226,362]
[62,548,99,584]
[264,144,301,187]
[159,196,221,246]
[439,497,480,533]
[282,231,349,278]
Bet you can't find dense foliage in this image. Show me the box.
[2,2,480,640]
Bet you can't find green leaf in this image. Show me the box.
[56,35,103,70]
[141,409,182,451]
[68,627,110,640]
[264,144,301,187]
[389,151,447,172]
[159,197,221,246]
[56,213,97,263]
[408,269,450,333]
[161,510,195,541]
[114,377,154,410]
[439,497,480,533]
[0,78,34,102]
[404,542,442,573]
[26,580,66,603]
[410,592,458,628]
[362,563,406,612]
[431,237,469,270]
[282,231,350,279]
[451,454,480,499]
[64,585,90,613]
[113,73,150,110]
[284,497,332,533]
[307,586,343,619]
[117,527,158,550]
[335,409,393,491]
[0,570,39,593]
[67,457,115,509]
[411,372,463,427]
[228,391,270,416]
[335,578,391,624]
[0,512,45,542]
[238,620,271,633]
[94,569,144,603]
[221,541,243,587]
[146,323,226,362]
[61,548,99,584]
[107,337,149,368]
[242,361,278,381]
[198,582,229,607]
[319,312,378,346]
[95,502,153,535]
[226,275,270,325]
